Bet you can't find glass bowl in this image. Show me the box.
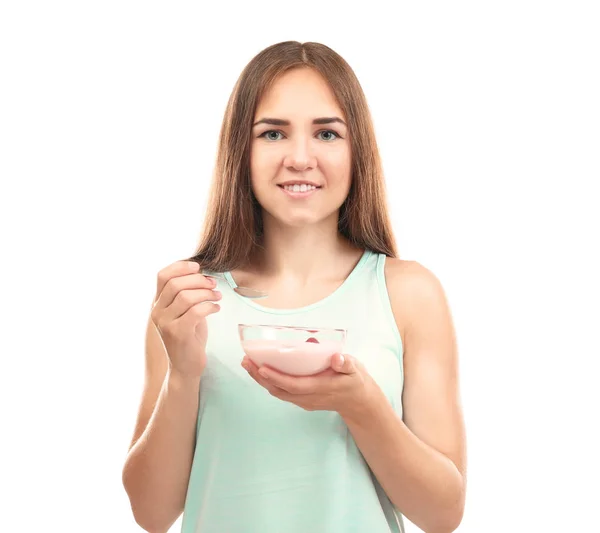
[238,324,347,376]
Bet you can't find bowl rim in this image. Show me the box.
[238,323,346,334]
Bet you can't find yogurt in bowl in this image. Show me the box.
[238,324,346,376]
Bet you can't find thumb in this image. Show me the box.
[332,353,355,374]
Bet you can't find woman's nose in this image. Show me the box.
[283,137,317,170]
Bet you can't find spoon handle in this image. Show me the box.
[203,272,268,299]
[204,273,225,281]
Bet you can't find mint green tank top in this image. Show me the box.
[182,250,405,533]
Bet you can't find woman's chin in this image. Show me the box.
[262,206,339,229]
[272,213,324,229]
[282,217,320,228]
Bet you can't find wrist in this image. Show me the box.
[338,375,382,424]
[167,366,203,388]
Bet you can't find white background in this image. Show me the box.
[1,1,599,532]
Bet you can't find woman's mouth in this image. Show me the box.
[277,183,321,198]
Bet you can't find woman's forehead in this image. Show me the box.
[255,69,344,120]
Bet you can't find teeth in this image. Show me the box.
[283,184,317,192]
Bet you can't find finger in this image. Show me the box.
[331,353,356,375]
[155,260,200,305]
[178,300,221,330]
[241,355,257,371]
[254,365,321,395]
[241,357,285,394]
[155,272,217,311]
[165,287,222,321]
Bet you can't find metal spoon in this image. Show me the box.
[205,274,268,300]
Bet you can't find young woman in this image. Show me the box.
[122,41,467,533]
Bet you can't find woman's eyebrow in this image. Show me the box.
[252,117,347,127]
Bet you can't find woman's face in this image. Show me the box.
[250,68,352,229]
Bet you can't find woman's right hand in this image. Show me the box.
[150,260,222,378]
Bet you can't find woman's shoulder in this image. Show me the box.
[383,258,451,342]
[383,257,442,292]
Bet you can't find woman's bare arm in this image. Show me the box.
[340,259,467,533]
[121,309,200,533]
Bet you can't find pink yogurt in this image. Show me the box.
[242,338,343,376]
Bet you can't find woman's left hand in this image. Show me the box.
[241,353,374,417]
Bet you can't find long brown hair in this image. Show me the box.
[186,41,398,272]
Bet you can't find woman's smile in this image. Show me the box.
[277,182,322,199]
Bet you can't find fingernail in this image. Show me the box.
[339,355,345,366]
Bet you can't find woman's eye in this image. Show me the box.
[258,130,340,141]
[262,130,283,141]
[317,130,339,141]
